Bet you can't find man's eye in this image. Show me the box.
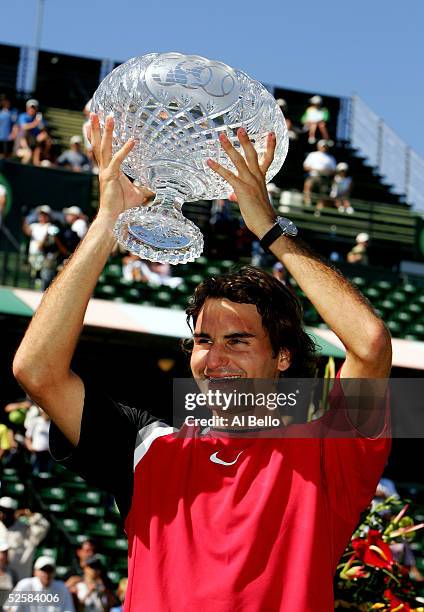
[195,338,211,345]
[228,338,248,346]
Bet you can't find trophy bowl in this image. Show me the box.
[91,52,289,264]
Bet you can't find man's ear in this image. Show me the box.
[277,348,292,372]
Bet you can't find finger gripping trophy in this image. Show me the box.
[91,52,289,264]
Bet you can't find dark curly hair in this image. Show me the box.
[184,265,318,377]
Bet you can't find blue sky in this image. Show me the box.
[1,0,423,157]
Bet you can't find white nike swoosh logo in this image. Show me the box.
[209,450,244,466]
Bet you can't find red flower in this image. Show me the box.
[352,530,393,570]
[384,588,411,611]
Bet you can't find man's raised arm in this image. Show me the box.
[208,128,392,380]
[13,115,151,446]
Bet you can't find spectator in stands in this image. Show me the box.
[65,539,98,583]
[33,127,56,168]
[25,409,52,475]
[0,540,17,596]
[23,205,70,290]
[57,136,91,173]
[0,497,50,581]
[347,232,369,265]
[303,139,336,214]
[110,578,127,612]
[0,422,17,463]
[330,162,354,214]
[71,555,115,611]
[122,253,148,283]
[16,100,45,165]
[4,555,75,612]
[301,95,330,144]
[82,100,98,172]
[63,206,89,240]
[4,398,40,431]
[0,94,18,158]
[272,261,287,285]
[122,255,183,288]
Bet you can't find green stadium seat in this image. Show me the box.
[1,469,19,483]
[72,490,102,505]
[107,571,122,586]
[40,487,66,502]
[407,303,423,315]
[363,287,380,300]
[61,475,87,491]
[154,290,173,307]
[186,274,203,288]
[74,506,105,518]
[389,291,407,304]
[402,283,418,295]
[409,323,424,337]
[45,503,67,514]
[102,538,128,552]
[2,482,25,498]
[392,312,412,324]
[205,265,221,276]
[62,518,82,534]
[351,276,366,287]
[96,285,116,300]
[37,547,58,560]
[123,287,141,302]
[220,260,234,271]
[104,264,122,280]
[386,320,401,335]
[380,299,395,311]
[375,280,392,292]
[404,333,419,341]
[87,522,118,539]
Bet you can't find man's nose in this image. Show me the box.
[205,342,229,371]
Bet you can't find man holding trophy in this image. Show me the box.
[13,53,391,611]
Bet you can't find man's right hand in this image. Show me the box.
[88,114,154,220]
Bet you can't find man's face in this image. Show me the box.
[190,298,290,381]
[35,568,53,587]
[0,550,8,568]
[38,212,50,224]
[27,106,37,117]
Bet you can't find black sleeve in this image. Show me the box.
[49,380,161,520]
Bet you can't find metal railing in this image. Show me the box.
[346,95,424,213]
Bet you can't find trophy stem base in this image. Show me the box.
[113,191,204,265]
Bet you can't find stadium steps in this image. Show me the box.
[44,107,85,150]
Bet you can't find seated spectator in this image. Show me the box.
[71,555,115,611]
[23,205,70,290]
[57,136,90,172]
[65,539,97,583]
[301,95,330,144]
[33,127,56,168]
[0,498,50,582]
[4,555,75,612]
[0,422,16,463]
[347,232,369,265]
[0,94,18,158]
[25,409,51,475]
[63,206,89,240]
[122,253,148,283]
[330,162,354,214]
[0,540,16,597]
[303,140,336,213]
[15,99,45,165]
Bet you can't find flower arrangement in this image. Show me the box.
[334,496,424,611]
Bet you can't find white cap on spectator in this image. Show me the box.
[26,99,39,108]
[276,98,287,109]
[310,95,322,105]
[336,162,349,172]
[84,99,92,113]
[34,555,56,571]
[37,205,52,214]
[0,540,9,552]
[0,496,18,510]
[356,233,369,244]
[63,206,82,216]
[317,139,329,149]
[70,135,82,145]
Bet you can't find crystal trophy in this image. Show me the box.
[91,52,289,264]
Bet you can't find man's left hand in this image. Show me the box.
[207,128,277,238]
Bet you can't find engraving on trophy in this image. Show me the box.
[128,225,191,249]
[145,53,240,114]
